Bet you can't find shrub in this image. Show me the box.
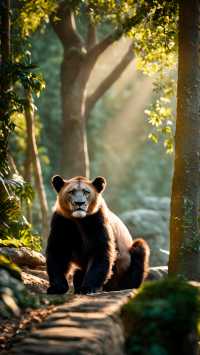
[122,278,200,355]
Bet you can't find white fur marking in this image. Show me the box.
[72,211,87,218]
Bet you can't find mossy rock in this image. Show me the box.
[122,278,200,355]
[0,269,40,318]
[0,254,21,280]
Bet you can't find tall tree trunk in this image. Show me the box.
[60,49,90,177]
[51,5,134,178]
[24,90,49,248]
[51,6,89,177]
[169,0,200,280]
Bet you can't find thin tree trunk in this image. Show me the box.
[0,0,11,168]
[169,0,200,280]
[24,103,33,224]
[24,90,49,248]
[24,135,33,224]
[1,0,11,74]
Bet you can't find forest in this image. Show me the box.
[1,0,200,354]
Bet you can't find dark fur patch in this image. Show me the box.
[92,176,106,193]
[46,209,117,294]
[52,175,65,192]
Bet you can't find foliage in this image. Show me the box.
[122,278,200,355]
[0,175,41,251]
[15,0,57,38]
[127,1,178,152]
[145,72,176,153]
[0,1,57,249]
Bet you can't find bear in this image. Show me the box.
[46,175,150,294]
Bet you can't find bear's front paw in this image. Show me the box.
[75,286,102,295]
[47,284,68,295]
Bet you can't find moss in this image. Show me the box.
[122,278,200,355]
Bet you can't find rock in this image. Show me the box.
[0,268,23,318]
[1,287,21,317]
[21,268,49,294]
[141,196,170,213]
[146,266,168,281]
[0,247,45,269]
[120,207,169,266]
[0,269,39,318]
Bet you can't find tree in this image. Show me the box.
[51,1,145,177]
[169,0,200,280]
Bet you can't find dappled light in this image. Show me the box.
[102,75,153,185]
[88,37,135,96]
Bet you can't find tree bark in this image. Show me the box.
[169,0,200,280]
[24,90,49,248]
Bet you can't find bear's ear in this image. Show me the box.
[92,176,106,193]
[52,175,65,193]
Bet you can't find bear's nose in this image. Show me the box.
[75,201,85,207]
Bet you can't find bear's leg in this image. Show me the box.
[47,253,70,294]
[75,257,109,294]
[119,239,150,289]
[73,269,86,293]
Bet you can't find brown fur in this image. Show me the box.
[54,176,103,219]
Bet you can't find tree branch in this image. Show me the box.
[87,20,97,50]
[84,3,149,68]
[85,44,134,119]
[50,2,82,48]
[85,32,117,67]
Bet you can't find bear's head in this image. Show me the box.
[52,175,106,218]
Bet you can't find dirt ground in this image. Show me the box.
[0,267,54,353]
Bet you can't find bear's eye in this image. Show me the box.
[68,189,76,194]
[83,189,90,195]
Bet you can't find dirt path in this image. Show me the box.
[7,290,134,355]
